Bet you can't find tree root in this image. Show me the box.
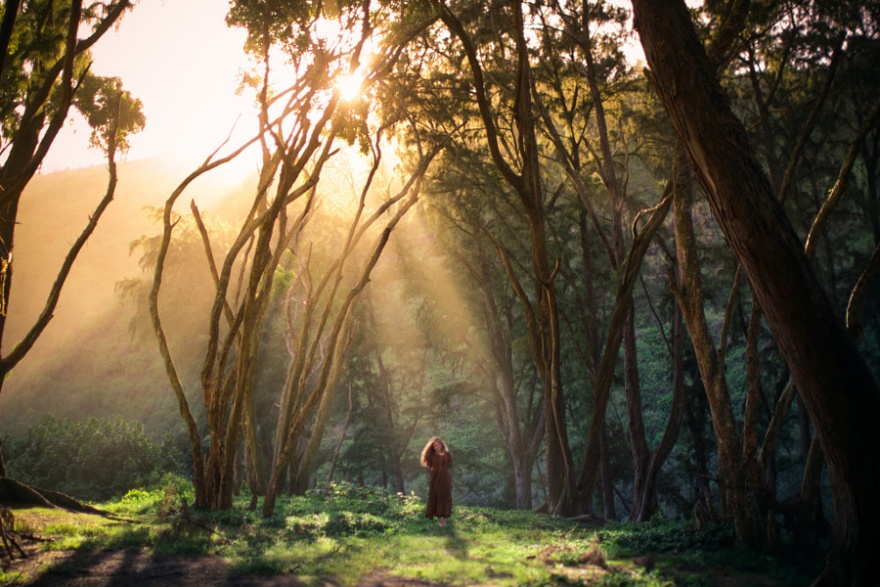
[0,476,149,564]
[0,477,140,523]
[0,477,110,515]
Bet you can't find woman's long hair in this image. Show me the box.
[420,436,449,467]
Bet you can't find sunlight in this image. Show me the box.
[336,71,366,102]
[317,142,398,216]
[313,15,376,103]
[368,202,491,378]
[50,0,258,174]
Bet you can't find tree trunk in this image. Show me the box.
[685,389,718,526]
[599,424,616,520]
[435,0,578,515]
[742,304,766,510]
[576,186,673,513]
[632,1,880,582]
[292,372,340,495]
[635,301,686,522]
[669,150,763,546]
[796,434,825,548]
[326,379,355,483]
[622,312,650,520]
[514,453,535,510]
[574,8,650,521]
[489,333,538,511]
[242,361,266,498]
[373,346,406,494]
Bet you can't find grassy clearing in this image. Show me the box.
[6,479,822,586]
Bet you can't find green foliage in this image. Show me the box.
[0,0,140,154]
[3,416,187,501]
[283,482,423,538]
[596,518,821,586]
[11,481,823,586]
[0,0,72,137]
[5,1,879,578]
[597,519,734,556]
[0,570,24,585]
[73,74,146,154]
[107,474,195,516]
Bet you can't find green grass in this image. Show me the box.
[10,479,823,586]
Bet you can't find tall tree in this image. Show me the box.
[455,233,544,509]
[149,0,445,513]
[631,0,880,584]
[669,150,763,546]
[430,0,580,515]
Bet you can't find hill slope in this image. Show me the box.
[0,156,249,436]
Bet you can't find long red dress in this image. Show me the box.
[425,450,452,519]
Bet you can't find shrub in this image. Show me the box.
[4,415,187,500]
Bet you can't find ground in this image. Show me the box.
[3,545,787,587]
[0,496,818,587]
[8,545,294,586]
[6,543,450,586]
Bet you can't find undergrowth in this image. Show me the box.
[9,477,823,587]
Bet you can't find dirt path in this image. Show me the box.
[8,546,448,587]
[11,547,297,586]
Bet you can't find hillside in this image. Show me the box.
[0,157,250,436]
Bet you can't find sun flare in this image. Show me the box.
[335,71,366,102]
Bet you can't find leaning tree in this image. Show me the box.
[631,0,880,584]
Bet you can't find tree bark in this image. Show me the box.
[293,318,355,496]
[0,0,131,382]
[669,150,763,546]
[0,0,21,80]
[635,300,686,522]
[435,0,578,515]
[577,186,672,513]
[373,343,406,494]
[632,0,880,583]
[599,424,616,520]
[262,147,437,516]
[574,6,650,521]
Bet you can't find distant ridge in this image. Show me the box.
[0,156,254,434]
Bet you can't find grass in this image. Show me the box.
[5,479,823,586]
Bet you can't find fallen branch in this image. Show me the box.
[0,477,135,522]
[0,505,26,561]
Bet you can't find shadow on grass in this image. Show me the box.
[410,517,471,560]
[24,547,306,586]
[442,525,469,561]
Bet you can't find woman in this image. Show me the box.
[420,436,452,526]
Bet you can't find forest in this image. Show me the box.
[0,0,878,586]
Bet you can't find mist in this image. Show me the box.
[0,157,252,437]
[0,150,483,443]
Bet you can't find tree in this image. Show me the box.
[148,0,446,514]
[430,0,579,515]
[431,209,544,510]
[0,0,142,473]
[669,150,763,546]
[531,0,679,519]
[631,0,880,584]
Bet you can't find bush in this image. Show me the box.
[3,415,187,500]
[597,518,735,556]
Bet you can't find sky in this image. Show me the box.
[39,1,650,175]
[42,0,257,174]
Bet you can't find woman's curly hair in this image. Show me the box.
[420,436,449,467]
